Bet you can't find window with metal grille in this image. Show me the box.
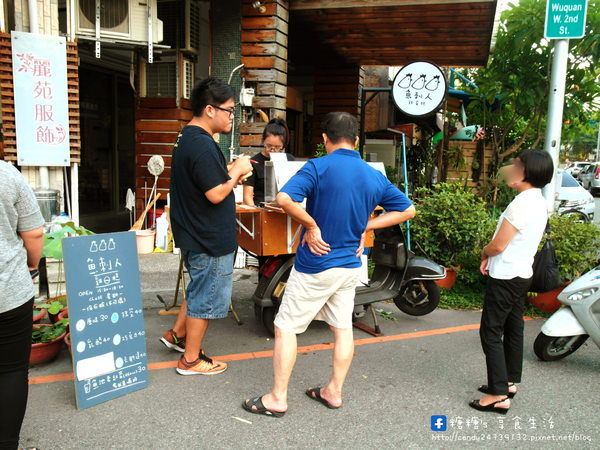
[145,62,177,97]
[183,59,194,99]
[188,0,201,51]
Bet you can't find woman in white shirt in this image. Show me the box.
[470,149,554,415]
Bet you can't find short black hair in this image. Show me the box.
[190,77,235,117]
[517,148,554,188]
[262,118,289,147]
[322,112,358,145]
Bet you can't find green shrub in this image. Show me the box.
[412,183,495,269]
[480,178,516,215]
[455,250,488,286]
[549,215,600,282]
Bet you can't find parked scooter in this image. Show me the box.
[252,224,446,336]
[534,265,600,361]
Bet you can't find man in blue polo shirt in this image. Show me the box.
[243,111,415,418]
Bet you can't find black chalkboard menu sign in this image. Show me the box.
[62,231,149,409]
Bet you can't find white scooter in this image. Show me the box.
[534,265,600,361]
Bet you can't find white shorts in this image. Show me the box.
[273,266,361,334]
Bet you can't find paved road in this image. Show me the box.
[594,197,600,226]
[21,276,599,449]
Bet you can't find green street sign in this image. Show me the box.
[545,0,588,39]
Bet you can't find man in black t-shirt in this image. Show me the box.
[160,78,252,376]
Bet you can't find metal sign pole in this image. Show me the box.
[542,38,569,212]
[595,122,600,162]
[401,132,411,250]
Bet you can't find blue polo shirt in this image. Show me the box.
[280,148,412,274]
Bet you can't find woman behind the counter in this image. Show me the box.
[243,118,295,206]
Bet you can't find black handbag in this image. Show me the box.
[529,222,562,293]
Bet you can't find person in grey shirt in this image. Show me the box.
[0,160,44,450]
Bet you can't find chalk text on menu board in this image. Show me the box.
[62,231,148,409]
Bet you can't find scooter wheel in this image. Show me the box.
[254,305,277,337]
[533,332,588,361]
[394,280,440,316]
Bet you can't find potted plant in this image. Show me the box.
[528,215,600,313]
[32,305,47,324]
[58,308,69,332]
[43,221,94,260]
[64,332,72,354]
[41,222,94,301]
[36,295,68,323]
[412,183,494,288]
[63,312,71,355]
[30,318,68,365]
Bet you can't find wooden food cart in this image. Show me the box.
[236,204,303,256]
[236,203,376,256]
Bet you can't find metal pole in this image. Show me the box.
[228,64,244,161]
[595,122,600,162]
[401,133,411,250]
[27,0,38,32]
[71,163,79,226]
[359,88,367,158]
[542,39,569,213]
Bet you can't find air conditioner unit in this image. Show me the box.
[158,0,202,54]
[144,56,194,99]
[76,0,163,43]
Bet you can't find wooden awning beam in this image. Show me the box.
[290,0,494,10]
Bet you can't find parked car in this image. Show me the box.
[565,161,591,178]
[578,162,600,196]
[556,169,595,222]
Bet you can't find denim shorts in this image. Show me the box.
[183,250,234,319]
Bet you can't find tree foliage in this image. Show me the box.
[461,0,599,168]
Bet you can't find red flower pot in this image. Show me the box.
[527,283,570,314]
[64,332,72,354]
[57,309,69,331]
[435,267,458,289]
[32,307,47,324]
[30,324,67,365]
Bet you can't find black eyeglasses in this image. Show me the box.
[210,104,235,116]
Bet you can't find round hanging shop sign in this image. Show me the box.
[391,61,448,118]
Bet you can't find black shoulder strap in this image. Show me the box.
[543,213,551,237]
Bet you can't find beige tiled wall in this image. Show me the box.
[13,0,59,35]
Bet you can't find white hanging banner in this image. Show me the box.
[12,31,70,166]
[391,61,448,118]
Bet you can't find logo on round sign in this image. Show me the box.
[392,61,448,118]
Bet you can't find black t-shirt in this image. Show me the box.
[170,125,236,256]
[246,152,295,204]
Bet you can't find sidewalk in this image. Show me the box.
[23,265,600,449]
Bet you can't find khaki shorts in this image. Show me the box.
[273,266,361,334]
